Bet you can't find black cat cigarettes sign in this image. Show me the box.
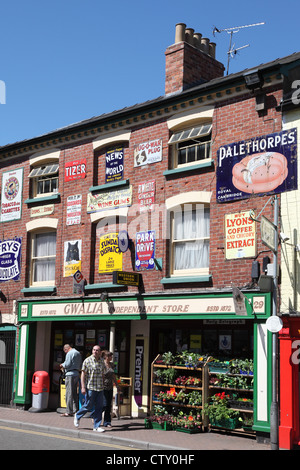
[64,239,82,277]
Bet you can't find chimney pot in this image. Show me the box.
[193,32,202,49]
[200,37,210,54]
[209,42,216,58]
[185,28,194,45]
[175,23,186,43]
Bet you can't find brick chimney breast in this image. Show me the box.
[165,24,225,95]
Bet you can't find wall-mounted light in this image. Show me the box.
[255,93,266,111]
[279,232,290,243]
[243,69,264,90]
[100,291,109,302]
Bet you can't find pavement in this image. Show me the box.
[0,406,272,451]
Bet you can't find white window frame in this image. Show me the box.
[169,123,212,169]
[30,230,57,287]
[29,163,59,199]
[170,203,210,276]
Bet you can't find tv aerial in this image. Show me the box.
[213,22,265,75]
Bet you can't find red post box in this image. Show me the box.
[30,371,50,412]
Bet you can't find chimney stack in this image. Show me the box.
[165,23,225,95]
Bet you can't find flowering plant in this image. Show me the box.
[175,375,187,385]
[173,411,202,430]
[204,392,240,421]
[185,376,201,386]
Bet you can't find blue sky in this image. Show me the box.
[0,0,298,147]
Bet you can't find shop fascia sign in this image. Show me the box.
[22,294,267,320]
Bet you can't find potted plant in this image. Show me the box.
[174,411,202,433]
[187,390,202,406]
[162,351,175,365]
[180,351,200,368]
[185,376,201,387]
[163,367,177,384]
[154,368,165,384]
[241,416,254,431]
[145,413,173,430]
[175,375,187,385]
[204,392,240,429]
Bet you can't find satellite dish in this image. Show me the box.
[118,231,130,253]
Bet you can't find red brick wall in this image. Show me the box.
[0,84,283,320]
[165,42,225,94]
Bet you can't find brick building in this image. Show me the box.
[0,23,299,441]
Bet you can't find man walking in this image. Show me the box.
[60,344,82,417]
[74,345,105,432]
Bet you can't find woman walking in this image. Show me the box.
[102,351,119,427]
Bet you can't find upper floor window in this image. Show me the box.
[171,204,210,275]
[29,163,59,198]
[30,231,56,286]
[169,123,212,168]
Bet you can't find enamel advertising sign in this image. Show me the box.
[1,168,23,222]
[105,147,124,183]
[0,238,22,282]
[65,159,86,182]
[134,139,162,167]
[216,128,297,202]
[99,233,123,273]
[135,231,155,271]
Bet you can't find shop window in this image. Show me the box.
[170,204,210,275]
[169,123,212,169]
[30,231,56,286]
[29,163,59,198]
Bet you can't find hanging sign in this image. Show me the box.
[65,158,86,182]
[99,233,122,273]
[105,147,124,183]
[138,180,155,212]
[135,231,155,271]
[113,271,141,287]
[134,139,162,167]
[64,240,82,277]
[217,128,298,202]
[134,339,144,408]
[73,270,85,295]
[0,238,22,282]
[66,194,82,225]
[1,168,23,222]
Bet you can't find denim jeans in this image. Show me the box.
[76,389,103,429]
[103,389,113,426]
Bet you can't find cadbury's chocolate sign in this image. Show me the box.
[217,128,297,202]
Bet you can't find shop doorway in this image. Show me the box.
[0,328,16,405]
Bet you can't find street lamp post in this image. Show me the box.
[270,195,279,450]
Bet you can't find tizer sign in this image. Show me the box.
[65,158,87,182]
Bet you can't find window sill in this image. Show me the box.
[84,282,124,291]
[163,160,214,177]
[89,179,130,192]
[25,194,61,204]
[21,286,57,293]
[161,275,212,284]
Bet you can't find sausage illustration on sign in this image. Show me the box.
[232,152,288,194]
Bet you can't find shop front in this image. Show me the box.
[15,291,272,434]
[278,316,300,449]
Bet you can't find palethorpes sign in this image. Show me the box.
[217,128,298,202]
[0,238,22,282]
